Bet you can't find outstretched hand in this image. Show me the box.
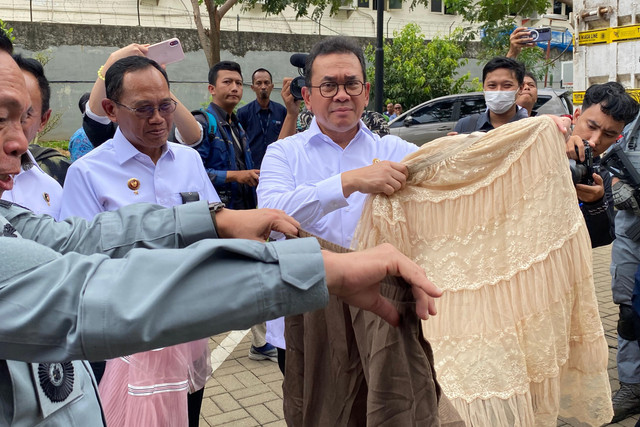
[322,243,442,327]
[214,208,299,241]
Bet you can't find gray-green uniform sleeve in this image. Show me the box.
[0,200,216,256]
[0,235,328,363]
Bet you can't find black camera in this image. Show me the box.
[569,140,599,185]
[289,53,308,102]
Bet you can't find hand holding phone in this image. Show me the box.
[147,38,185,66]
[527,27,552,43]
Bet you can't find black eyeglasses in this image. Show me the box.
[309,81,365,98]
[112,100,177,118]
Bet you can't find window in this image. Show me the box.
[388,0,402,9]
[553,0,572,16]
[533,95,552,111]
[357,0,369,7]
[411,101,455,124]
[430,0,455,14]
[459,97,486,118]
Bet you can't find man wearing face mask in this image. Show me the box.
[454,57,527,134]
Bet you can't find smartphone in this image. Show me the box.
[527,27,552,43]
[147,38,185,65]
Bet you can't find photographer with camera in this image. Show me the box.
[565,82,638,249]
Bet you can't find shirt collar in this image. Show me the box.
[250,99,274,114]
[478,105,528,130]
[211,102,237,124]
[20,149,44,174]
[112,127,172,165]
[306,116,375,148]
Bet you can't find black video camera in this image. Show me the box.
[289,53,308,102]
[569,140,599,185]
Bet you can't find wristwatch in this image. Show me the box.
[208,202,226,235]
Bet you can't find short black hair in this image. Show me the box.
[251,68,272,84]
[305,36,367,87]
[0,30,13,54]
[13,53,50,114]
[105,56,169,102]
[524,71,537,86]
[583,82,639,125]
[208,61,242,85]
[482,56,525,86]
[78,92,90,114]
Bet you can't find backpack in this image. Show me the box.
[194,108,218,140]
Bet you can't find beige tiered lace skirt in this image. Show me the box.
[353,116,612,426]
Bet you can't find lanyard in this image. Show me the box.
[259,110,272,138]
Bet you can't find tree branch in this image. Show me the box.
[218,0,240,18]
[190,0,212,66]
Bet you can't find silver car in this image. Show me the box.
[388,89,573,146]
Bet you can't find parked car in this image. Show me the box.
[388,89,573,146]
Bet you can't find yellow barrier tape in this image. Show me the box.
[578,28,610,45]
[611,25,640,42]
[573,89,640,105]
[578,24,640,45]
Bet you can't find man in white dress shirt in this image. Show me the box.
[60,55,219,426]
[257,36,419,370]
[1,54,62,218]
[60,56,219,219]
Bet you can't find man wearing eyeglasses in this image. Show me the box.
[259,36,416,250]
[59,55,219,427]
[257,37,419,378]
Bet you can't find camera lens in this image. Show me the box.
[530,29,539,42]
[290,76,305,101]
[569,161,588,184]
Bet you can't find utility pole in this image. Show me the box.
[374,0,384,113]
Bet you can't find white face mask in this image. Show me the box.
[484,90,517,114]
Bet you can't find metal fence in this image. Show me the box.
[2,0,471,39]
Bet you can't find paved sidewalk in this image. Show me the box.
[199,244,639,426]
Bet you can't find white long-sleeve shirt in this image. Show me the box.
[258,118,417,248]
[258,118,417,347]
[60,127,219,221]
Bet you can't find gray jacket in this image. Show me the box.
[0,200,327,425]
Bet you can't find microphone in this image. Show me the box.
[290,53,308,69]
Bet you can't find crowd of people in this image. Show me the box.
[1,24,640,426]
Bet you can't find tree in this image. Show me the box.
[364,24,480,110]
[191,0,353,67]
[191,0,554,69]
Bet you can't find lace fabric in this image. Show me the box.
[353,116,612,426]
